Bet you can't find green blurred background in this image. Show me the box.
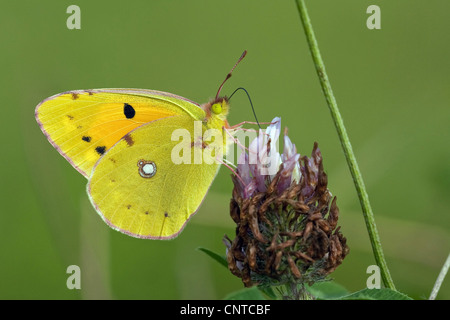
[1,0,449,299]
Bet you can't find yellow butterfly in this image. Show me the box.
[35,51,247,239]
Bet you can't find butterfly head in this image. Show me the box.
[202,97,230,129]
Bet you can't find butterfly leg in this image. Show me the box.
[214,154,247,187]
[224,126,274,159]
[223,126,253,152]
[228,119,277,130]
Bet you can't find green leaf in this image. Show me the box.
[224,287,267,300]
[196,247,228,269]
[338,288,413,300]
[306,281,350,300]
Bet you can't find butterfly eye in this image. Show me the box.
[211,103,222,114]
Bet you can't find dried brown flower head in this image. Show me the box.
[224,118,349,289]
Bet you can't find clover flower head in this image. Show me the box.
[224,118,349,291]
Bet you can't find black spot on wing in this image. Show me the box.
[95,146,106,155]
[124,103,135,119]
[82,136,91,142]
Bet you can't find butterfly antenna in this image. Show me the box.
[229,87,261,129]
[216,50,247,99]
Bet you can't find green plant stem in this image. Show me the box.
[429,253,450,300]
[294,0,396,290]
[283,283,314,300]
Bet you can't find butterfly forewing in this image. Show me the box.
[35,89,204,178]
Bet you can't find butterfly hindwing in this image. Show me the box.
[35,89,205,178]
[87,115,221,239]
